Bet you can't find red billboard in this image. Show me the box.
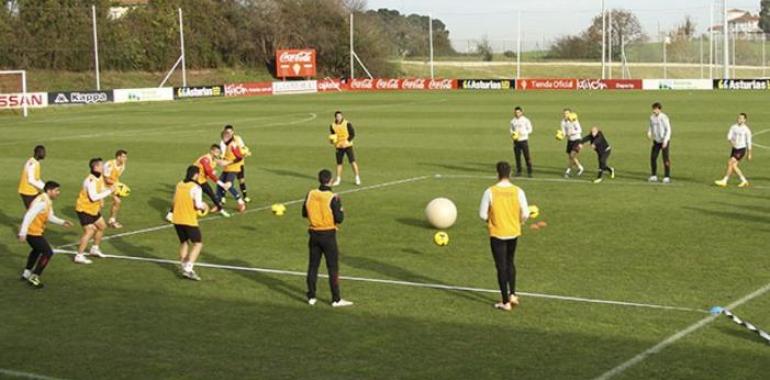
[345,78,456,91]
[224,82,273,97]
[577,79,643,90]
[275,49,317,78]
[516,79,577,91]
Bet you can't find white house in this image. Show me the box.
[708,8,764,40]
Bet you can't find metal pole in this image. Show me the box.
[732,28,737,78]
[700,36,704,78]
[723,0,729,79]
[516,10,521,79]
[350,13,354,79]
[709,2,714,79]
[663,38,667,79]
[763,33,766,77]
[178,8,187,87]
[608,9,612,79]
[21,70,28,118]
[601,0,606,79]
[92,5,101,91]
[428,15,434,79]
[621,35,626,79]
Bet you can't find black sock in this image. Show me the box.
[25,251,41,271]
[239,183,247,197]
[33,254,52,276]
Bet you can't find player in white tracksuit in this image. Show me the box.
[715,113,753,188]
[648,102,672,183]
[561,109,584,178]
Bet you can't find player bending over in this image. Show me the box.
[172,166,209,281]
[715,113,753,188]
[561,109,584,178]
[329,111,361,186]
[74,158,115,264]
[195,144,233,217]
[18,181,73,288]
[479,161,529,311]
[581,127,615,184]
[18,145,46,209]
[104,149,128,228]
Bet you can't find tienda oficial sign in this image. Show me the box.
[516,79,577,90]
[276,49,317,78]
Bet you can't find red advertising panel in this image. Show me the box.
[346,78,456,91]
[317,79,345,92]
[577,79,643,90]
[224,82,273,97]
[275,49,317,78]
[516,79,577,91]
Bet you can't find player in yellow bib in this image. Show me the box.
[329,111,361,186]
[18,145,46,209]
[173,166,209,281]
[73,158,115,265]
[216,126,247,212]
[479,161,529,311]
[104,149,128,228]
[18,181,73,288]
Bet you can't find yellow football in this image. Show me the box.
[511,131,520,141]
[568,112,578,122]
[528,205,540,219]
[115,182,131,198]
[271,203,287,216]
[433,231,450,246]
[555,130,565,141]
[328,134,338,144]
[197,206,209,217]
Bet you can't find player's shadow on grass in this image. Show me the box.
[205,252,307,303]
[262,168,316,181]
[419,162,484,174]
[148,197,171,218]
[396,217,433,230]
[343,256,489,305]
[717,326,770,345]
[683,206,770,225]
[108,235,180,276]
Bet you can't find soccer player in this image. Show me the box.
[302,169,353,307]
[329,111,361,186]
[172,166,209,281]
[216,127,247,212]
[18,145,46,209]
[219,125,252,203]
[104,149,128,228]
[18,181,73,288]
[715,113,753,188]
[74,158,115,264]
[510,106,533,177]
[648,102,672,183]
[580,127,615,184]
[561,109,584,178]
[195,144,233,217]
[479,161,529,311]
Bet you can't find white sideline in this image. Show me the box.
[55,175,431,249]
[592,281,770,380]
[0,369,66,380]
[438,174,685,187]
[52,249,705,314]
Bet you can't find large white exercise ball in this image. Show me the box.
[425,198,457,229]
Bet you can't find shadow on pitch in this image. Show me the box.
[108,235,180,276]
[206,251,307,303]
[717,325,770,346]
[396,217,432,230]
[148,197,171,218]
[683,206,770,225]
[262,167,315,180]
[343,255,489,305]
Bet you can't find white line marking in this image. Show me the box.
[55,175,430,248]
[52,249,704,314]
[438,174,684,187]
[592,281,770,380]
[0,368,67,380]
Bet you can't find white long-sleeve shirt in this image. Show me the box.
[25,158,45,191]
[83,176,112,202]
[19,196,65,237]
[649,113,672,144]
[510,116,533,141]
[561,119,583,141]
[479,180,529,225]
[728,123,752,149]
[191,185,205,210]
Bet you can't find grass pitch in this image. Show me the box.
[1,90,769,379]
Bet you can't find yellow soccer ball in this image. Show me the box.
[555,129,565,141]
[328,134,338,145]
[115,182,131,198]
[197,206,210,217]
[568,112,578,122]
[271,203,287,216]
[433,231,450,247]
[511,131,520,142]
[528,205,540,219]
[241,146,252,157]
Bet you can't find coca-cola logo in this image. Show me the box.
[350,79,374,90]
[402,78,426,89]
[578,79,608,90]
[375,79,401,89]
[279,50,313,63]
[429,79,454,90]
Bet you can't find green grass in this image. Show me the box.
[1,91,769,379]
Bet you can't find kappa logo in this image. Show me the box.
[54,93,70,104]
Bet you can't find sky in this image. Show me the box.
[365,0,761,51]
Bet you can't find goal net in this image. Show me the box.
[0,70,30,117]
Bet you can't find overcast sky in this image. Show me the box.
[366,0,760,50]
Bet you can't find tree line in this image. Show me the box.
[0,0,454,77]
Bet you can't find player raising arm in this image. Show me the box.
[561,109,584,178]
[715,113,752,188]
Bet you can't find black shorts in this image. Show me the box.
[335,147,356,165]
[566,140,582,154]
[77,211,102,226]
[21,194,37,209]
[237,166,245,180]
[174,224,202,243]
[731,148,747,161]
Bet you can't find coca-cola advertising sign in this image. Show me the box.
[516,79,577,91]
[577,79,642,90]
[276,49,317,78]
[224,82,273,97]
[346,78,457,91]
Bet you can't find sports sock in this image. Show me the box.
[22,269,31,279]
[565,168,571,175]
[740,175,747,182]
[239,183,247,197]
[183,262,194,272]
[25,251,41,270]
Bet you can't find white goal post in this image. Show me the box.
[0,70,29,117]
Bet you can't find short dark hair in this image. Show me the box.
[223,124,234,131]
[34,145,45,155]
[43,181,60,192]
[652,102,662,110]
[89,158,102,171]
[496,161,511,179]
[185,165,199,182]
[115,149,127,157]
[739,112,748,119]
[318,169,332,185]
[210,144,221,151]
[514,106,523,112]
[334,111,342,117]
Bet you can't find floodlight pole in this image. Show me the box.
[429,15,434,79]
[763,33,766,77]
[516,10,522,79]
[732,28,737,78]
[601,0,606,79]
[608,9,612,79]
[663,38,668,79]
[700,36,704,78]
[723,0,729,79]
[709,2,714,79]
[350,13,355,80]
[179,8,187,87]
[92,5,101,91]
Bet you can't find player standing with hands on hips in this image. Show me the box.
[479,161,529,311]
[648,102,672,183]
[510,107,534,177]
[715,113,753,188]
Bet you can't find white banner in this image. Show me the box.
[114,87,174,103]
[272,80,318,95]
[0,92,48,109]
[642,79,713,91]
